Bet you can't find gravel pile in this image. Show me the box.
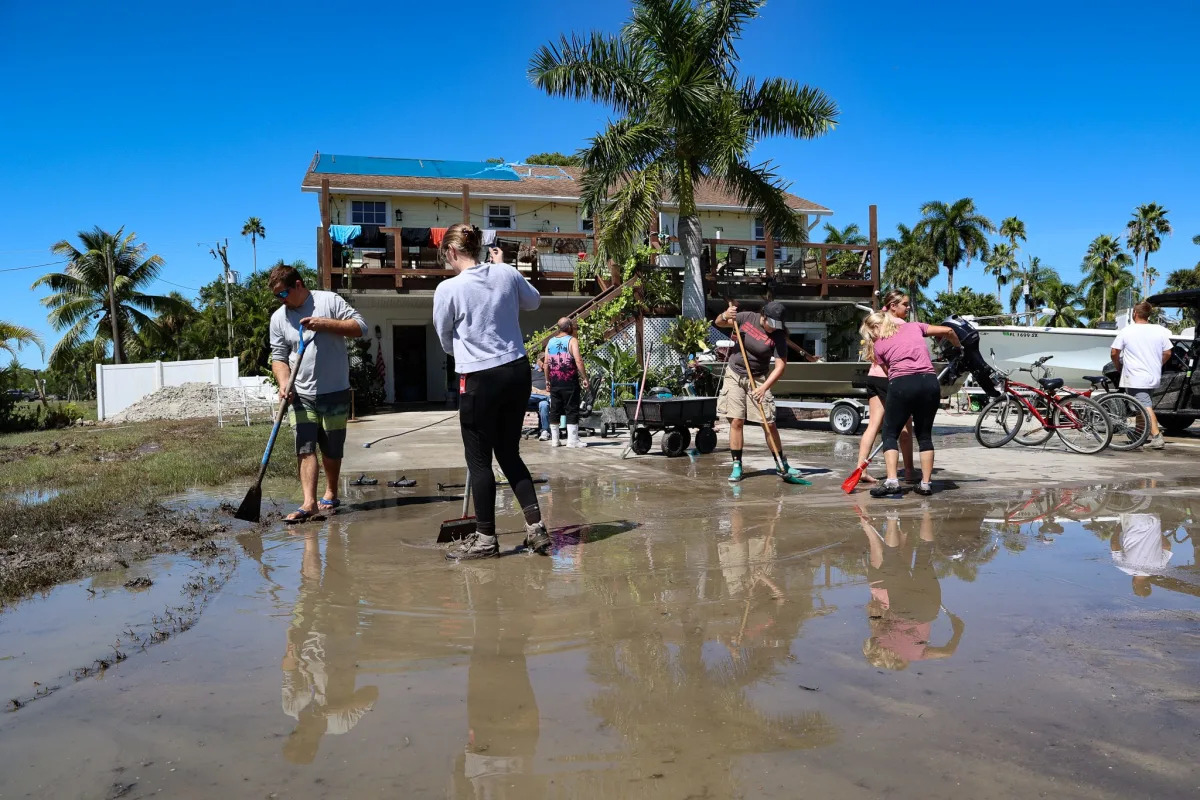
[109,383,275,424]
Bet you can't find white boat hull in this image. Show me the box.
[974,325,1178,387]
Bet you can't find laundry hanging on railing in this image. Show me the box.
[430,227,448,247]
[329,225,361,245]
[399,227,431,247]
[482,229,497,246]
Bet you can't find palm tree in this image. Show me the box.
[0,321,43,360]
[823,222,868,275]
[982,242,1018,302]
[1080,234,1133,323]
[529,0,839,318]
[1009,256,1055,314]
[1037,274,1085,327]
[917,198,995,294]
[881,223,938,320]
[36,227,186,365]
[241,217,266,275]
[999,216,1027,254]
[1126,203,1171,297]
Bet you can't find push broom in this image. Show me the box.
[842,441,885,494]
[731,321,810,486]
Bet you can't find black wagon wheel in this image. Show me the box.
[694,426,717,454]
[631,427,653,455]
[661,427,689,457]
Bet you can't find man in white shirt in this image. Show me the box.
[1111,301,1174,450]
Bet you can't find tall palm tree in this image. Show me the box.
[529,0,839,318]
[881,223,938,321]
[917,198,995,294]
[241,217,266,275]
[999,216,1027,254]
[1126,203,1171,297]
[1080,234,1133,323]
[982,242,1018,302]
[1037,274,1084,327]
[36,227,186,365]
[0,321,43,360]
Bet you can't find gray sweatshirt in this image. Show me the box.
[433,263,541,373]
[270,290,368,397]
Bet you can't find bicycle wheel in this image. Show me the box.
[1013,394,1055,446]
[1053,395,1113,454]
[976,395,1024,448]
[1096,393,1150,451]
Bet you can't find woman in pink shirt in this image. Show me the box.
[855,311,915,484]
[864,291,959,497]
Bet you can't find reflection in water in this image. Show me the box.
[858,508,964,670]
[280,525,378,764]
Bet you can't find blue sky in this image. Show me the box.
[3,0,1198,368]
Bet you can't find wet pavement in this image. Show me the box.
[2,445,1199,798]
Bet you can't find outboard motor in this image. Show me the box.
[939,315,1000,397]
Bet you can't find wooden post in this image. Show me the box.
[819,248,828,299]
[649,210,660,249]
[319,178,333,290]
[764,225,775,280]
[868,204,880,307]
[395,230,404,291]
[461,183,470,224]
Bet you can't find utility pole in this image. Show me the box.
[105,244,122,363]
[209,239,236,358]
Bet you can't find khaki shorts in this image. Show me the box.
[717,370,776,424]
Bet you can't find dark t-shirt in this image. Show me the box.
[530,366,547,392]
[728,312,787,378]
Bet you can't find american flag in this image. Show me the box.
[375,338,386,387]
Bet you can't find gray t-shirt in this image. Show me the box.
[270,290,367,397]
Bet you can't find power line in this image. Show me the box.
[0,260,67,273]
[155,278,198,291]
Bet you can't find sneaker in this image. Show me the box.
[524,522,551,554]
[776,464,803,479]
[913,482,934,496]
[1150,433,1165,450]
[566,439,588,449]
[538,430,551,442]
[869,480,903,498]
[445,532,499,561]
[728,463,744,483]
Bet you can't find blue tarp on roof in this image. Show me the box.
[312,154,521,181]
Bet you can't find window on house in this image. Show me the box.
[487,204,514,229]
[580,216,594,234]
[753,217,783,261]
[351,201,387,226]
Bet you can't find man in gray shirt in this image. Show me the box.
[268,264,368,523]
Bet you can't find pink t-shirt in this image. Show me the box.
[877,619,932,663]
[873,322,933,379]
[868,361,886,378]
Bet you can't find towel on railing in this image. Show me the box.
[430,227,448,247]
[329,225,361,245]
[399,227,431,247]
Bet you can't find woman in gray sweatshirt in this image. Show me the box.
[433,224,550,559]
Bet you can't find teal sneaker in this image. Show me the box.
[777,463,803,479]
[728,463,744,482]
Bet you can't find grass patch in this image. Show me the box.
[0,419,291,536]
[0,419,295,604]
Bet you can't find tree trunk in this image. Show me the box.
[106,250,122,365]
[679,215,705,319]
[252,237,258,275]
[945,262,954,294]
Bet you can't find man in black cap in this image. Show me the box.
[714,300,805,482]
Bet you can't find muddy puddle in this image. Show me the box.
[1,467,1198,799]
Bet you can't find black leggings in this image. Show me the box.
[881,373,939,453]
[459,357,541,534]
[549,381,581,425]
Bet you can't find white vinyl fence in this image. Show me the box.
[95,357,260,421]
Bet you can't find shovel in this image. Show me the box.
[234,328,310,523]
[437,469,476,543]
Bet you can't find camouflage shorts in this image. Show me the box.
[289,389,350,459]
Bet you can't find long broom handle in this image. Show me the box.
[731,321,786,466]
[253,329,310,485]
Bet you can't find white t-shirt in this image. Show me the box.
[1111,323,1173,389]
[1112,513,1172,577]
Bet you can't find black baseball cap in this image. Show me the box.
[761,301,787,322]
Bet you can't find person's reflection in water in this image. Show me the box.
[718,502,785,661]
[858,508,964,670]
[280,524,379,764]
[453,563,542,796]
[1112,512,1173,596]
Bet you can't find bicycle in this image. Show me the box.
[1080,374,1152,451]
[974,355,1113,454]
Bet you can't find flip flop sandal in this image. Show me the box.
[350,474,378,486]
[387,479,416,488]
[317,498,342,511]
[284,508,313,524]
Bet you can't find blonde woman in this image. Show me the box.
[864,290,960,497]
[855,311,915,485]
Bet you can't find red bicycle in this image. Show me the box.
[974,355,1113,454]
